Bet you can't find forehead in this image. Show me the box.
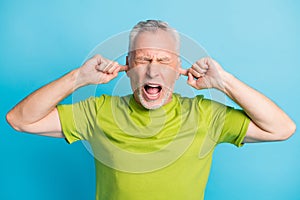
[133,48,177,58]
[131,29,178,55]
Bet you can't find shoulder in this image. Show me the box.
[175,93,235,116]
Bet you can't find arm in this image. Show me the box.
[181,57,296,142]
[6,54,128,137]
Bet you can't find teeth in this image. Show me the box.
[148,92,159,96]
[147,84,160,87]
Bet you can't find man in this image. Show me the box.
[6,20,296,200]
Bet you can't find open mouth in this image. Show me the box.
[143,83,162,100]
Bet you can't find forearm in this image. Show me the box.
[6,54,125,135]
[7,69,81,128]
[220,71,296,135]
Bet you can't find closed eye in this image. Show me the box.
[157,57,171,64]
[135,56,152,64]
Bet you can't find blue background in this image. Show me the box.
[1,0,299,199]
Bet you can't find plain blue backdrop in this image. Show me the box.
[1,0,299,199]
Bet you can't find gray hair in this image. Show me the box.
[128,20,180,53]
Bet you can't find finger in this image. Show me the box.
[112,66,120,76]
[187,72,197,88]
[197,58,210,70]
[119,65,129,72]
[189,68,203,78]
[96,61,107,72]
[107,62,120,74]
[192,63,207,74]
[99,61,117,74]
[92,54,103,65]
[102,61,116,73]
[179,68,188,76]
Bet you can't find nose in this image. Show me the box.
[146,63,160,78]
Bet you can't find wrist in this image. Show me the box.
[216,70,234,94]
[71,68,91,89]
[68,68,87,90]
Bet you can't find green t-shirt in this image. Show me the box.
[57,94,250,200]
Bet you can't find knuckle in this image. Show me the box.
[93,54,102,61]
[99,63,108,71]
[108,68,115,73]
[191,65,198,71]
[192,71,200,78]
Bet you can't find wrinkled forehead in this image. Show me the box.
[130,48,178,58]
[130,30,178,55]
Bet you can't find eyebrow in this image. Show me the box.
[134,55,172,60]
[135,56,152,60]
[157,56,171,61]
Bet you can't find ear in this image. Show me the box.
[126,55,129,65]
[176,59,182,80]
[126,55,129,77]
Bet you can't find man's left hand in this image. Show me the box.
[180,57,226,91]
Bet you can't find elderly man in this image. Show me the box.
[6,20,296,200]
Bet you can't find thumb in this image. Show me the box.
[187,72,197,89]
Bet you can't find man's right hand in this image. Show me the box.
[6,54,128,137]
[76,54,128,87]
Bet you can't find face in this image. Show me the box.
[127,30,181,110]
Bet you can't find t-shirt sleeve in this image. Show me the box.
[217,107,250,147]
[56,96,105,144]
[198,96,250,147]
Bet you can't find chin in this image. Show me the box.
[136,87,172,110]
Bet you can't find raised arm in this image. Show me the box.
[6,55,128,137]
[180,57,296,143]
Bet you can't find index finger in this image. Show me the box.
[179,68,188,76]
[118,65,129,72]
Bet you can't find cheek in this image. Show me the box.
[127,66,147,90]
[160,67,179,86]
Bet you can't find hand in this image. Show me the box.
[180,57,226,90]
[76,54,128,86]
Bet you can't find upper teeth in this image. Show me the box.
[148,84,159,87]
